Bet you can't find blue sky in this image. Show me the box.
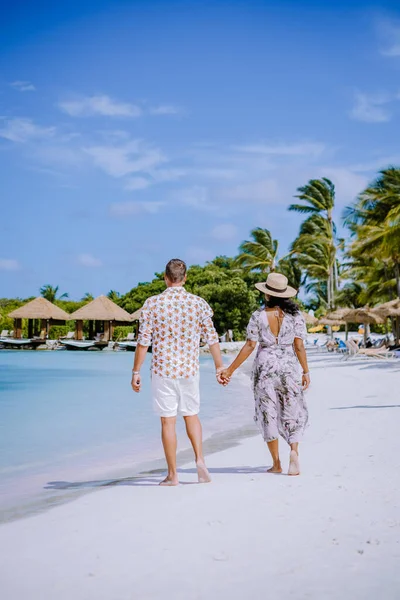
[1,0,400,299]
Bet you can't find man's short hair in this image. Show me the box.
[165,258,187,283]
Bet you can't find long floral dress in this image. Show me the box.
[246,309,309,444]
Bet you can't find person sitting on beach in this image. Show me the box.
[131,258,224,486]
[219,273,310,476]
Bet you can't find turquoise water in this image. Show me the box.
[0,350,253,521]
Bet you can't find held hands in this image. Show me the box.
[131,372,141,393]
[216,367,232,386]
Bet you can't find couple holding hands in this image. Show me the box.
[131,259,310,486]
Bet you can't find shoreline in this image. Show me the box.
[0,355,254,525]
[1,349,397,526]
[0,420,259,526]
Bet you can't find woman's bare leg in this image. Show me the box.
[267,439,282,473]
[288,442,300,476]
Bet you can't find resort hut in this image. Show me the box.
[8,297,70,339]
[130,308,142,338]
[68,295,133,342]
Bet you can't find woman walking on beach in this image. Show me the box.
[220,273,310,476]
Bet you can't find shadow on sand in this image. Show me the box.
[331,404,400,410]
[44,466,270,491]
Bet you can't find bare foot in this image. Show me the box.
[267,462,282,474]
[288,450,300,476]
[196,461,212,483]
[159,476,179,486]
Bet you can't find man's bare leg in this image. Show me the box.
[267,439,282,473]
[184,415,211,483]
[160,416,179,486]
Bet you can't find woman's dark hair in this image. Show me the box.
[264,295,300,316]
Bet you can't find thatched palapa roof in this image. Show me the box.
[340,307,385,325]
[302,311,318,325]
[319,317,346,326]
[68,295,133,322]
[372,299,400,318]
[8,297,70,321]
[131,308,142,321]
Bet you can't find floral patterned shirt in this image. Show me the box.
[137,286,219,379]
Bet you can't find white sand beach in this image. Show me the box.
[1,353,400,600]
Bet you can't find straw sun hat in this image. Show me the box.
[255,272,297,298]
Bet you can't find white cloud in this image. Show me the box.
[84,141,166,178]
[211,223,238,241]
[319,168,369,205]
[379,20,400,57]
[186,246,215,264]
[233,142,325,158]
[350,92,391,123]
[77,254,102,267]
[109,201,165,217]
[10,80,36,92]
[0,118,55,143]
[218,179,280,204]
[349,155,400,173]
[150,168,186,182]
[59,95,142,117]
[0,259,21,271]
[149,105,182,115]
[124,177,151,190]
[172,186,215,211]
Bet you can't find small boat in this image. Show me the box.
[59,340,100,351]
[0,338,45,349]
[115,340,138,351]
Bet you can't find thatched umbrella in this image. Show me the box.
[342,308,385,325]
[324,308,354,340]
[68,295,133,341]
[302,311,318,326]
[371,299,400,318]
[340,307,385,345]
[8,297,70,339]
[319,317,346,326]
[372,299,400,344]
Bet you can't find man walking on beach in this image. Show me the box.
[131,259,224,486]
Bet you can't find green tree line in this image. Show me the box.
[1,167,399,338]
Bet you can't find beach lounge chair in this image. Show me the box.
[123,332,135,342]
[33,329,47,341]
[344,340,359,358]
[0,330,9,338]
[358,347,394,359]
[60,331,75,340]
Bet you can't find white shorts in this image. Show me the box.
[151,373,200,418]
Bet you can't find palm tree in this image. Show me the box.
[81,293,94,302]
[40,285,68,303]
[276,256,302,290]
[235,228,279,273]
[289,178,339,308]
[107,290,121,303]
[344,167,400,299]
